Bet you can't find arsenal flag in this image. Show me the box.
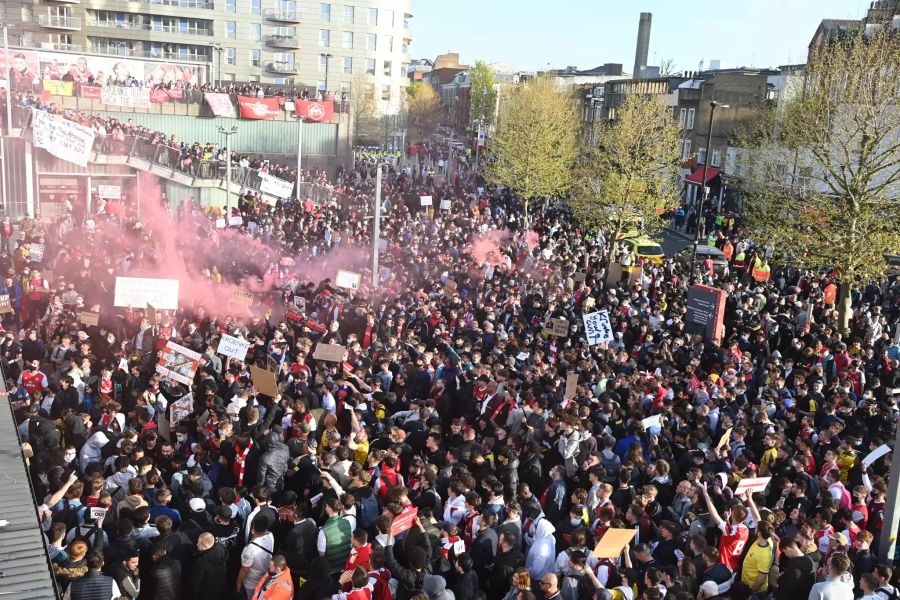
[294,100,334,122]
[150,87,171,104]
[237,96,280,120]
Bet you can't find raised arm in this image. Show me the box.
[700,482,725,528]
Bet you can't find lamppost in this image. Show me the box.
[217,125,238,215]
[689,100,729,283]
[213,43,224,88]
[320,53,333,99]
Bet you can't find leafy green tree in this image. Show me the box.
[469,60,498,129]
[486,76,579,228]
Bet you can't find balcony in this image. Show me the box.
[266,61,298,75]
[40,42,84,51]
[263,8,300,22]
[86,20,213,36]
[114,0,215,10]
[265,34,299,48]
[38,15,83,29]
[45,0,82,4]
[90,46,210,62]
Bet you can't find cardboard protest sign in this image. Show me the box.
[217,334,250,361]
[420,196,433,207]
[335,270,362,290]
[78,311,100,327]
[716,427,733,452]
[0,294,13,314]
[28,243,45,263]
[215,218,227,229]
[249,364,279,397]
[734,476,772,495]
[292,296,306,312]
[284,309,304,323]
[390,506,419,536]
[564,372,579,399]
[641,414,662,431]
[592,528,637,558]
[583,310,614,345]
[228,215,243,226]
[862,444,892,469]
[168,392,194,426]
[548,318,569,337]
[145,303,157,326]
[156,341,201,385]
[573,271,587,283]
[313,343,346,362]
[115,277,180,310]
[231,290,256,306]
[439,199,451,210]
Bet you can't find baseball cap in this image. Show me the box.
[189,498,207,513]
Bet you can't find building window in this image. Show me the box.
[366,33,376,50]
[383,35,393,52]
[342,31,353,49]
[679,108,687,127]
[319,29,330,47]
[250,49,261,67]
[344,5,354,23]
[686,108,695,130]
[698,146,707,165]
[317,80,326,91]
[21,5,34,22]
[320,3,330,21]
[342,56,352,74]
[368,7,377,25]
[383,9,393,27]
[251,0,261,14]
[276,26,295,36]
[225,0,235,12]
[711,148,721,167]
[251,23,261,42]
[681,140,691,160]
[365,58,375,75]
[226,21,236,38]
[383,60,391,77]
[319,54,328,71]
[381,85,391,101]
[226,47,236,65]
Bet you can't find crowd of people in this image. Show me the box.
[6,123,900,600]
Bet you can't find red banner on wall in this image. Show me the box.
[165,87,183,100]
[293,100,334,122]
[78,84,102,99]
[237,96,280,120]
[150,87,170,104]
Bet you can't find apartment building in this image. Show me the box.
[0,0,412,110]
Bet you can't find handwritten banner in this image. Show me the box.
[32,109,96,167]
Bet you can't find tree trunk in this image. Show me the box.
[837,282,852,330]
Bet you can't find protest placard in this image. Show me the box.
[0,294,13,314]
[228,216,243,226]
[862,444,892,469]
[98,185,121,199]
[592,528,637,558]
[716,427,733,452]
[573,272,587,283]
[78,311,100,327]
[168,392,194,425]
[231,290,256,306]
[734,476,772,495]
[145,303,157,326]
[249,365,279,397]
[215,218,227,229]
[313,343,346,362]
[292,296,306,312]
[564,372,579,399]
[156,341,201,385]
[641,414,662,431]
[420,196,433,207]
[114,277,179,310]
[439,199,451,210]
[31,109,96,167]
[335,270,362,290]
[583,310,614,345]
[390,506,419,536]
[28,243,45,263]
[217,334,250,361]
[548,318,569,337]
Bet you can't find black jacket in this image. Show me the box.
[488,548,523,598]
[191,543,228,600]
[140,555,182,600]
[469,527,498,580]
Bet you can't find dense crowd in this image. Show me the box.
[6,131,900,600]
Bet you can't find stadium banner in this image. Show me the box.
[258,172,294,199]
[204,92,236,117]
[31,109,95,167]
[237,96,279,120]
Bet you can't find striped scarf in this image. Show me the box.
[236,438,254,486]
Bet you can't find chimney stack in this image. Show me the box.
[633,12,652,79]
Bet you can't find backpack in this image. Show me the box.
[378,475,398,501]
[358,491,381,530]
[877,588,900,600]
[52,499,81,534]
[836,484,852,510]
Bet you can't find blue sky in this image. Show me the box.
[411,0,867,73]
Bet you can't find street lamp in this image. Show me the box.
[320,53,333,99]
[689,100,729,283]
[217,125,238,215]
[213,43,225,88]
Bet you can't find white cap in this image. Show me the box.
[189,498,206,513]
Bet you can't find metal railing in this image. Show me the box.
[266,61,298,74]
[39,42,83,51]
[263,8,300,21]
[38,15,83,28]
[114,0,215,9]
[89,46,210,62]
[86,21,213,35]
[265,34,300,48]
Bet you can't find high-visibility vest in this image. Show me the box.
[752,263,771,282]
[733,251,745,269]
[723,243,734,261]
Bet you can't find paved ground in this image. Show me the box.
[660,226,695,257]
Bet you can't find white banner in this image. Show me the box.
[31,109,96,167]
[101,85,150,108]
[583,310,614,345]
[98,185,121,199]
[258,172,294,199]
[157,341,201,386]
[216,333,250,361]
[335,270,361,290]
[420,195,433,207]
[114,277,180,310]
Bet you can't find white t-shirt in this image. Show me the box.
[241,532,274,592]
